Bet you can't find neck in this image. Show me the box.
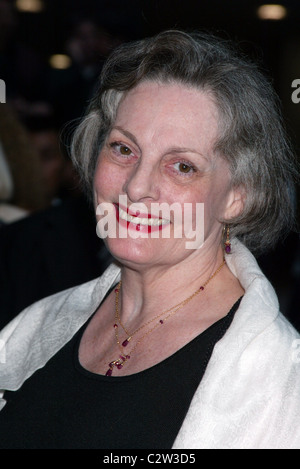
[117,243,226,325]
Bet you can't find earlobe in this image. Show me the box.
[224,186,246,220]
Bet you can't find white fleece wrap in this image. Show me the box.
[1,240,300,449]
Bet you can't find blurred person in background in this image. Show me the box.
[0,104,48,224]
[23,114,72,206]
[46,18,121,127]
[0,140,27,225]
[0,106,111,330]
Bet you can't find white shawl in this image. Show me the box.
[1,240,300,449]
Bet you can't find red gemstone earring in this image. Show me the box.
[224,225,231,254]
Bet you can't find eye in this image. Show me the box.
[173,161,195,174]
[119,145,132,156]
[109,142,134,157]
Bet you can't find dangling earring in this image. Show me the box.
[224,225,231,254]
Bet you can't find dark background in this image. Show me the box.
[4,0,300,139]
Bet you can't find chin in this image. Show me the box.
[104,236,169,269]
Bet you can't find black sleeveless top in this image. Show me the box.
[0,296,241,449]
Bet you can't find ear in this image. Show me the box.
[223,185,246,220]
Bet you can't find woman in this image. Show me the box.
[0,30,299,449]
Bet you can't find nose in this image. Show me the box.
[123,158,160,203]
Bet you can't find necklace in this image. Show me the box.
[105,258,226,376]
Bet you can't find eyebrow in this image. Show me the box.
[112,126,209,160]
[112,126,140,148]
[167,147,206,156]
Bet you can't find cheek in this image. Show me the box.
[93,154,122,202]
[204,184,231,223]
[181,181,229,231]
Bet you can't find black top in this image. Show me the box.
[0,297,241,449]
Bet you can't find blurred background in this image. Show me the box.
[0,0,299,329]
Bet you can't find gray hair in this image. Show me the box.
[70,30,298,254]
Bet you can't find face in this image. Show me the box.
[94,81,242,269]
[29,130,65,202]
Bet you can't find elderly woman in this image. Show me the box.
[0,30,299,449]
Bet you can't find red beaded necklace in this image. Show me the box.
[105,258,226,376]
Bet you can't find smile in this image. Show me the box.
[118,206,169,226]
[115,203,170,233]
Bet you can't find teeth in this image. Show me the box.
[118,207,169,226]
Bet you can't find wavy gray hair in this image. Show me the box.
[70,30,298,254]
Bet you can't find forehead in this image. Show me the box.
[114,81,219,152]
